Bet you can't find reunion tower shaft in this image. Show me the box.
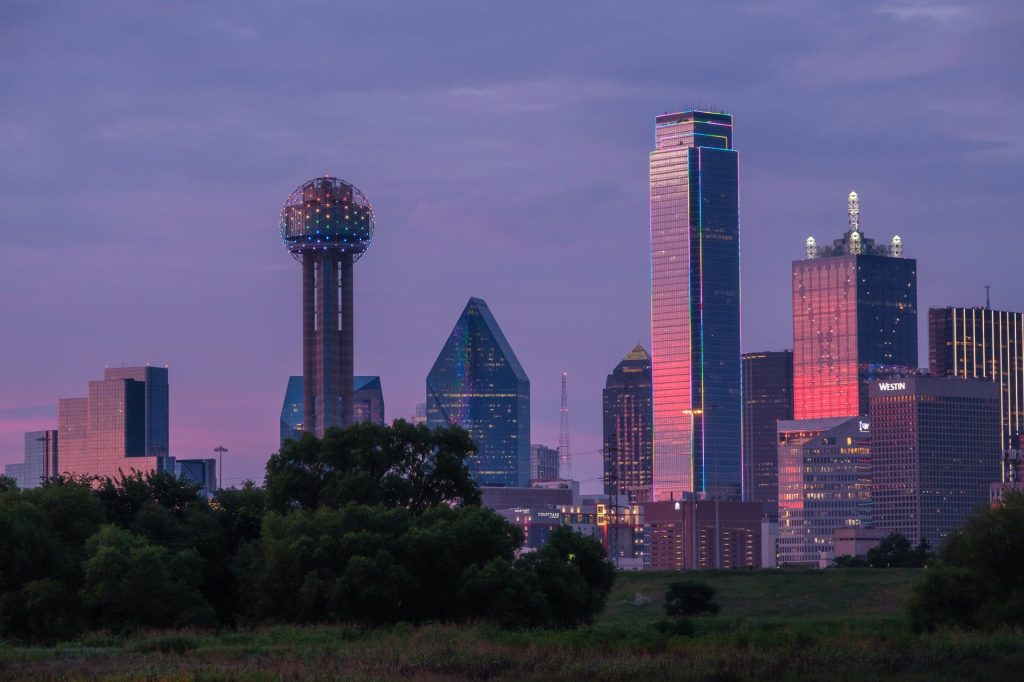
[282,177,374,436]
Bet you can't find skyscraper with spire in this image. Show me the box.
[793,192,917,419]
[649,109,742,501]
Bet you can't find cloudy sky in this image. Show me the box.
[1,0,1021,490]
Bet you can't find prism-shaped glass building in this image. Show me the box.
[426,297,530,487]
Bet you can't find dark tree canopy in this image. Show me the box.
[909,493,1024,631]
[0,422,615,640]
[265,421,481,513]
[867,533,932,568]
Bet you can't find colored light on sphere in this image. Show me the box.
[279,176,374,261]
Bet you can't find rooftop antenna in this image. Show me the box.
[559,372,572,481]
[985,285,991,310]
[848,191,860,234]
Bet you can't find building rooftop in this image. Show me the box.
[804,192,903,259]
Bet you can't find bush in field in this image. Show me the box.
[664,581,720,618]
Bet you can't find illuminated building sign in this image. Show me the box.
[877,382,907,391]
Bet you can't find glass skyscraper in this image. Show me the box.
[650,110,741,501]
[426,297,530,487]
[793,192,917,420]
[55,366,173,480]
[929,306,1024,476]
[603,344,654,503]
[4,430,58,489]
[279,375,386,445]
[742,350,793,516]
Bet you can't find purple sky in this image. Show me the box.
[1,1,1022,492]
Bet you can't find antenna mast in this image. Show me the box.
[559,372,572,480]
[985,285,991,310]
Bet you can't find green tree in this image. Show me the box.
[458,558,550,628]
[92,471,205,526]
[265,422,480,513]
[519,527,616,628]
[908,493,1024,631]
[0,579,83,644]
[0,496,74,591]
[868,532,917,565]
[81,526,215,631]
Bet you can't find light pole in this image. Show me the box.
[682,407,703,569]
[36,432,55,482]
[213,446,228,491]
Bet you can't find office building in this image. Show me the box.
[870,375,1000,545]
[4,430,58,489]
[793,192,917,420]
[776,417,872,566]
[480,482,579,511]
[530,444,559,483]
[603,344,654,503]
[279,375,386,445]
[929,306,1024,479]
[411,402,427,425]
[56,366,173,480]
[643,499,766,570]
[742,350,793,516]
[426,297,530,487]
[176,458,217,497]
[649,110,741,501]
[280,176,375,436]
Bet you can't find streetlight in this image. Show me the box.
[213,446,228,491]
[36,432,55,483]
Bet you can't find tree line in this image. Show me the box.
[0,421,615,643]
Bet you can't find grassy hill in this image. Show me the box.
[5,568,1024,681]
[601,568,919,626]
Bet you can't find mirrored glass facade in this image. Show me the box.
[4,430,58,489]
[279,374,386,445]
[650,110,741,501]
[603,344,654,503]
[793,216,917,420]
[56,366,172,480]
[426,297,530,487]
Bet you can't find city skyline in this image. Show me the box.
[2,2,1022,490]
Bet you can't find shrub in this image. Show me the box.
[665,581,720,617]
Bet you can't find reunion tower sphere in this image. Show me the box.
[279,176,375,260]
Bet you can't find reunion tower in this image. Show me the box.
[280,176,375,436]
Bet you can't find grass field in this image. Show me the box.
[3,568,1023,681]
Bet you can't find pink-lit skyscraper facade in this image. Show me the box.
[792,193,916,420]
[650,110,742,501]
[56,366,172,480]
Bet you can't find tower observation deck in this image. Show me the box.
[280,176,374,435]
